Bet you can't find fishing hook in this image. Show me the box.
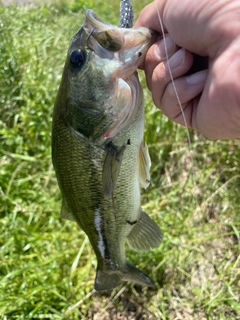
[86,29,95,52]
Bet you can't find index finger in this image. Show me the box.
[134,1,167,33]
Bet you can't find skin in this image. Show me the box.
[135,0,240,139]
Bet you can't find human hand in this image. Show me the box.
[135,0,240,139]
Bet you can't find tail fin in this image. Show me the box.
[94,261,155,291]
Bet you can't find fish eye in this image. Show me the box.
[69,49,86,68]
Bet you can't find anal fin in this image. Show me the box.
[127,210,162,252]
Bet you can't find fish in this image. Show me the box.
[51,5,162,291]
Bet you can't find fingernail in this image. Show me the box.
[165,48,185,70]
[155,35,175,59]
[186,70,208,85]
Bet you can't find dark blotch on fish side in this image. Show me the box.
[126,219,137,225]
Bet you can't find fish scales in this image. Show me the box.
[52,8,162,291]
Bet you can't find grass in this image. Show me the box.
[0,0,239,319]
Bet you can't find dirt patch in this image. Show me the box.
[87,290,157,320]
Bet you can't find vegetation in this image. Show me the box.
[0,1,239,319]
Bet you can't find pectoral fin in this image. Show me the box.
[127,210,162,252]
[102,142,126,198]
[138,141,151,189]
[60,199,75,221]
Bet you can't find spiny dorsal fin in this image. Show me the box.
[127,210,162,252]
[138,141,151,189]
[102,142,126,198]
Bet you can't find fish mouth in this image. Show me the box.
[86,10,123,52]
[83,10,156,76]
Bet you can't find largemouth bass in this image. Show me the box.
[52,8,162,291]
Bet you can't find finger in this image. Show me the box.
[143,36,178,89]
[134,1,167,33]
[135,0,213,56]
[161,70,208,128]
[150,48,194,108]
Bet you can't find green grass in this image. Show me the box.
[0,1,239,319]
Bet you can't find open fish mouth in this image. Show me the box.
[80,9,156,77]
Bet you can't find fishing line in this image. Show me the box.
[154,1,192,150]
[154,0,198,204]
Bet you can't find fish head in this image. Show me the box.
[57,10,156,141]
[64,10,155,111]
[70,9,155,72]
